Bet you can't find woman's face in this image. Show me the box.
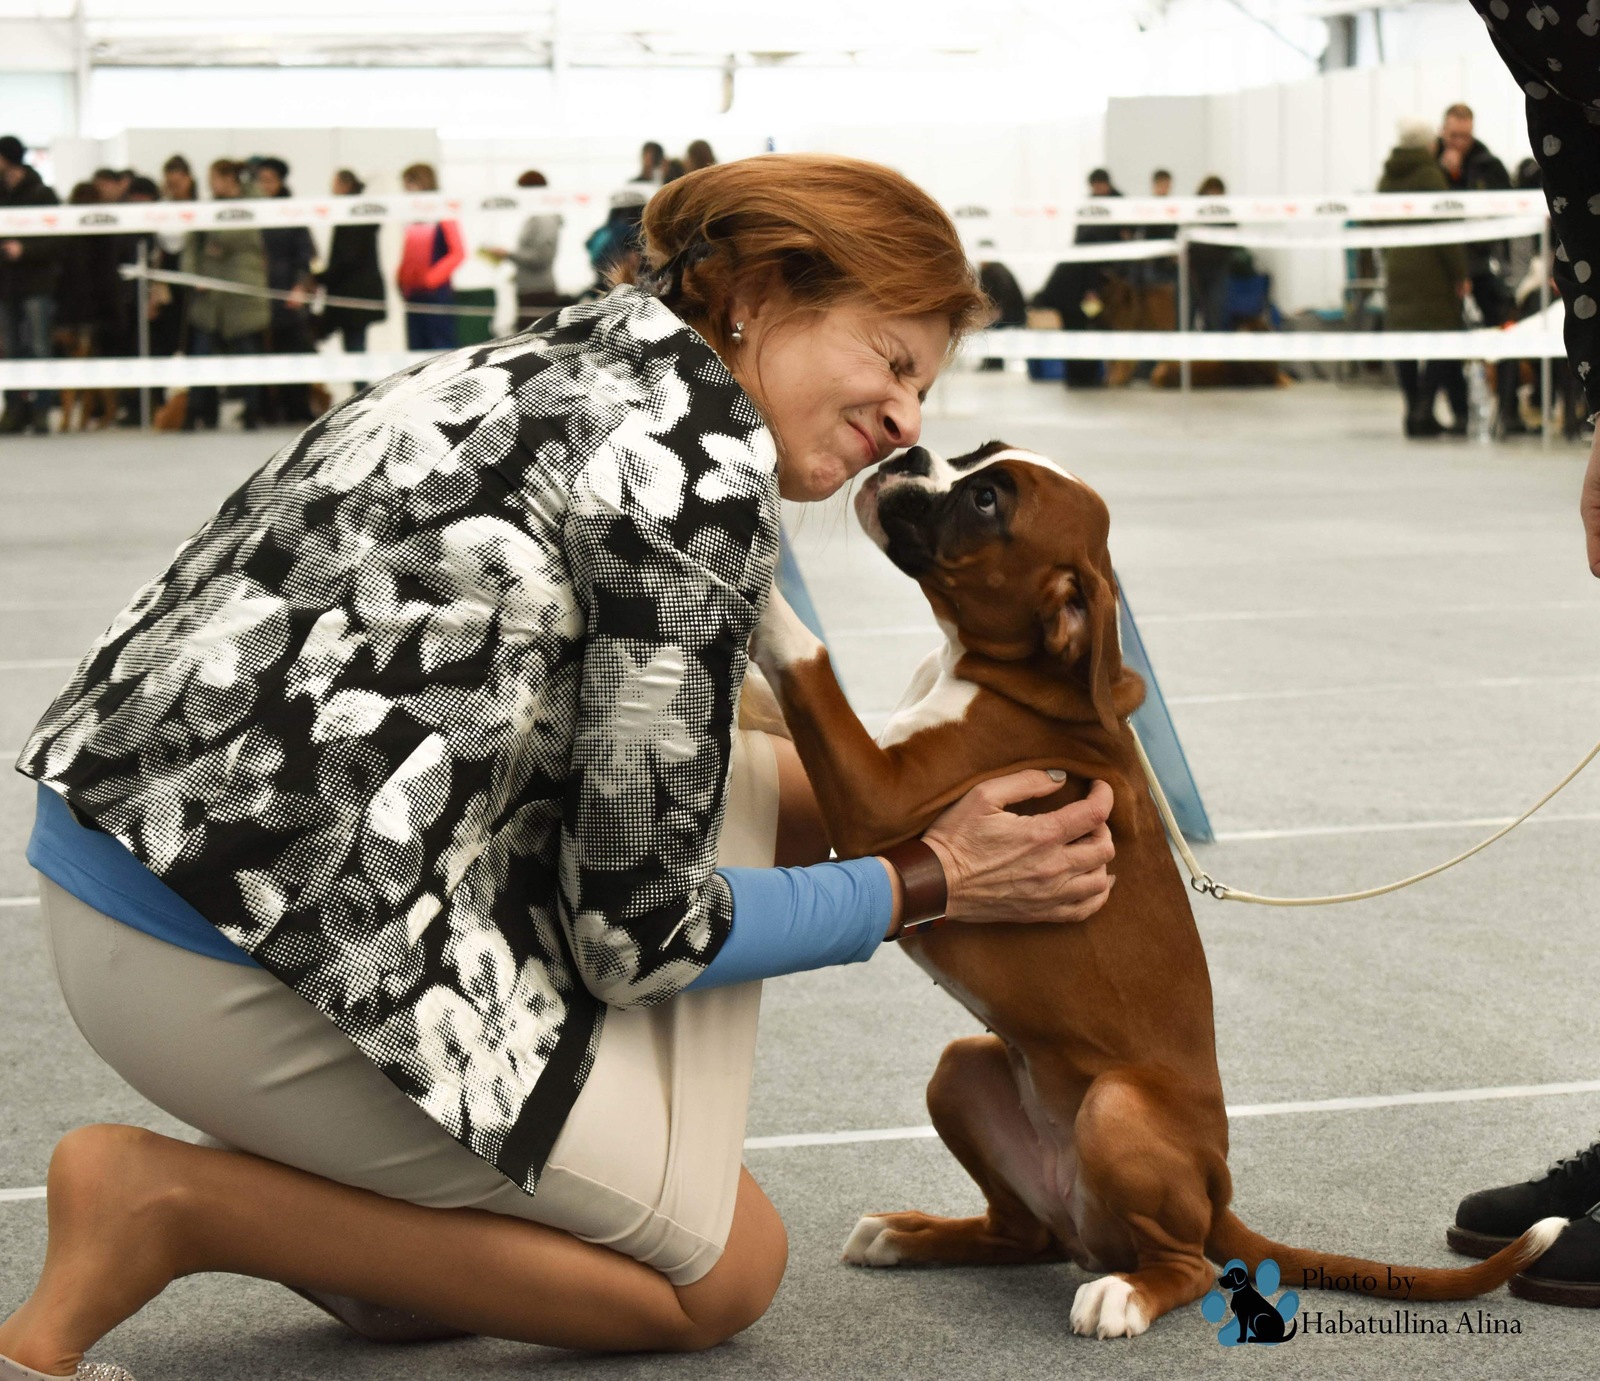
[731,297,948,502]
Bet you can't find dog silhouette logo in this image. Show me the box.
[1201,1258,1299,1345]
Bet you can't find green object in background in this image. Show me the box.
[453,289,498,347]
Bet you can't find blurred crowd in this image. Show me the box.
[3,118,1571,439]
[0,134,718,435]
[1376,103,1560,439]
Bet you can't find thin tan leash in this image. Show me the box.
[1130,725,1600,907]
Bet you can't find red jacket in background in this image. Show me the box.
[397,220,465,294]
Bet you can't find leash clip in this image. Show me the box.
[1190,874,1228,900]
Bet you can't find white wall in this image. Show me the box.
[1101,50,1535,314]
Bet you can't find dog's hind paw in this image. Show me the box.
[1070,1275,1148,1339]
[842,1216,900,1267]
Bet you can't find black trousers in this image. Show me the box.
[1397,359,1467,425]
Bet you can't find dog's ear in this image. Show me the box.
[1039,567,1088,660]
[1039,561,1123,734]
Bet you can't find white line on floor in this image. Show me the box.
[1168,671,1600,707]
[0,603,105,615]
[0,659,75,672]
[1213,810,1600,844]
[1136,600,1594,626]
[824,602,1594,641]
[2,1080,1598,1201]
[860,671,1600,721]
[744,1078,1600,1151]
[0,897,40,909]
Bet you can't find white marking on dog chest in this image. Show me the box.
[875,635,979,747]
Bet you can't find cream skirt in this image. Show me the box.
[38,729,779,1287]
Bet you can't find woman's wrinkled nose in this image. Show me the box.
[880,391,922,452]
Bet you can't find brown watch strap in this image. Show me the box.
[879,837,949,939]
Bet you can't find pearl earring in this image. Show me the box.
[731,321,745,343]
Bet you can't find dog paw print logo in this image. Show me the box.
[1200,1257,1299,1346]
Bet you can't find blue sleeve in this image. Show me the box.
[684,856,892,990]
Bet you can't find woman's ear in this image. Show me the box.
[728,267,781,336]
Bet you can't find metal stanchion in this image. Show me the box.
[136,241,151,431]
[1539,219,1552,452]
[1178,229,1192,399]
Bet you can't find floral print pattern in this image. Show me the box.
[15,286,780,1190]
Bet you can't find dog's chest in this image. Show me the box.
[876,639,979,749]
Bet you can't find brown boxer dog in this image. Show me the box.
[751,441,1563,1338]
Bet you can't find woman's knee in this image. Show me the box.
[668,1172,787,1351]
[48,1125,192,1235]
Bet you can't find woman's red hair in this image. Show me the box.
[622,154,990,358]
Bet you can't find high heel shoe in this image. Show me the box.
[0,1355,135,1380]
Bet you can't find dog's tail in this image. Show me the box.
[1205,1210,1564,1302]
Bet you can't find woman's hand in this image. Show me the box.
[1582,427,1600,577]
[922,773,1115,925]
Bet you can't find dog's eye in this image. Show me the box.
[972,486,997,514]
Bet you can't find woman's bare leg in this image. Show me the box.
[0,1125,787,1375]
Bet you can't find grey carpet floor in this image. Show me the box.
[2,373,1597,1379]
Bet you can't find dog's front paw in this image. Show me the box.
[842,1215,901,1267]
[751,586,823,680]
[1070,1275,1148,1339]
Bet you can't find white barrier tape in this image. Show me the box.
[123,264,496,317]
[0,189,1553,240]
[1186,216,1548,252]
[969,327,1566,362]
[0,326,1569,391]
[0,352,431,388]
[0,187,645,239]
[954,189,1549,227]
[965,238,1178,265]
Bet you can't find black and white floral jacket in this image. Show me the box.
[16,286,781,1190]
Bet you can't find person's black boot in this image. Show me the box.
[1449,1136,1600,1259]
[1510,1203,1600,1307]
[1405,412,1443,438]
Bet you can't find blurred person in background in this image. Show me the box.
[253,156,317,424]
[1380,118,1470,438]
[105,175,161,425]
[181,158,269,431]
[481,169,565,328]
[161,155,196,204]
[315,169,386,391]
[148,159,196,396]
[581,190,646,301]
[1436,102,1515,341]
[685,140,717,173]
[976,247,1026,371]
[91,168,132,205]
[1030,167,1123,387]
[632,140,665,185]
[660,157,687,185]
[1497,157,1550,436]
[1130,168,1179,353]
[1189,174,1238,331]
[52,182,121,430]
[397,161,465,352]
[0,133,61,435]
